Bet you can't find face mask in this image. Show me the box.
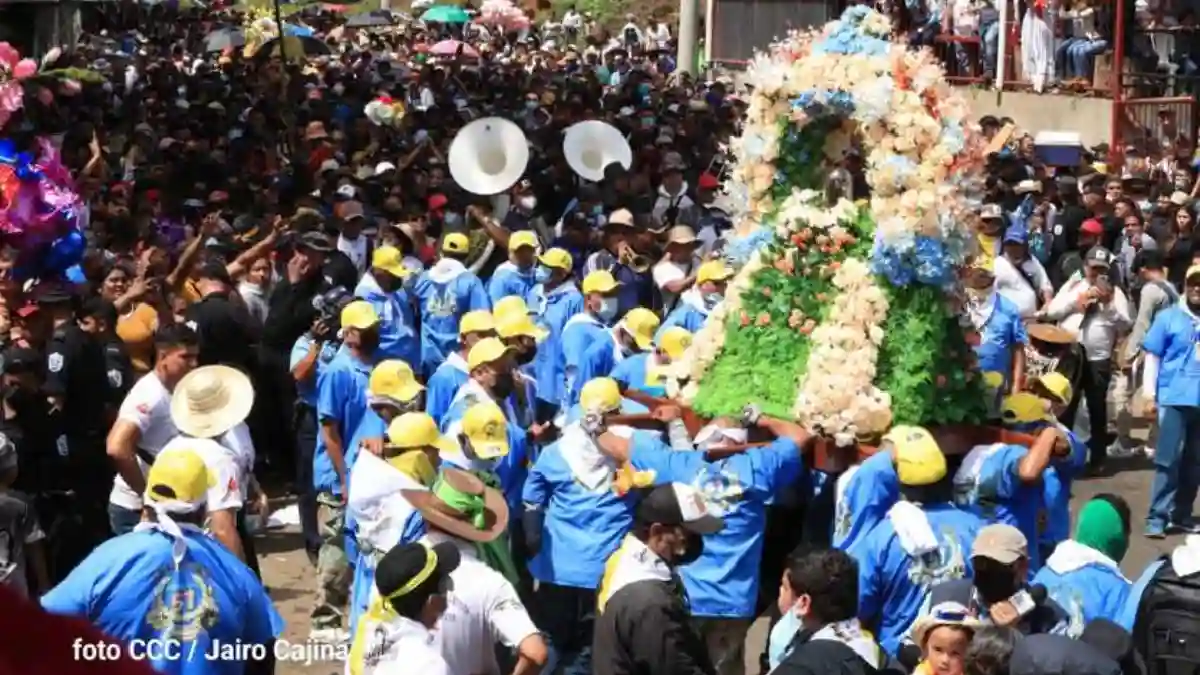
[492,371,516,399]
[640,116,655,129]
[597,297,620,322]
[525,100,538,111]
[703,292,723,309]
[973,565,1018,605]
[519,196,537,211]
[768,610,803,670]
[358,329,381,352]
[535,266,552,284]
[515,348,535,365]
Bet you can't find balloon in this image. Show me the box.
[44,230,84,273]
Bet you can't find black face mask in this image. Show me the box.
[672,531,705,567]
[492,372,516,399]
[358,329,381,352]
[973,564,1019,605]
[515,348,535,366]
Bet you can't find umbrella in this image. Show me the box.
[251,35,331,62]
[430,39,479,58]
[421,4,470,23]
[283,23,315,37]
[204,27,246,53]
[345,10,396,27]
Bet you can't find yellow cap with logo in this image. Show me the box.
[580,377,622,414]
[508,231,539,252]
[146,449,215,508]
[620,308,660,351]
[368,360,425,405]
[493,296,530,323]
[341,300,380,330]
[461,402,509,459]
[582,270,620,295]
[387,412,458,456]
[497,313,548,341]
[1034,372,1073,406]
[882,425,947,487]
[372,246,409,277]
[696,260,734,285]
[539,247,573,271]
[443,232,470,255]
[1002,392,1054,425]
[467,337,513,371]
[657,327,693,360]
[459,310,496,336]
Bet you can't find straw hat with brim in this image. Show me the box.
[402,468,508,543]
[912,602,983,647]
[170,365,254,439]
[665,225,699,247]
[1027,323,1075,345]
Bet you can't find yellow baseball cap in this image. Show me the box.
[368,360,425,405]
[1034,372,1073,406]
[620,307,660,351]
[493,296,529,323]
[387,412,458,456]
[443,232,470,255]
[1187,264,1200,283]
[883,425,946,487]
[372,246,409,277]
[497,313,549,341]
[580,377,622,414]
[539,247,573,271]
[582,270,620,295]
[461,401,509,459]
[1002,392,1054,425]
[696,260,734,285]
[459,310,496,336]
[145,449,215,508]
[341,300,380,330]
[386,451,437,486]
[657,326,693,360]
[467,337,513,371]
[508,231,539,252]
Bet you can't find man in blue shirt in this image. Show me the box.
[1141,264,1200,538]
[411,232,490,377]
[531,248,585,421]
[560,270,622,407]
[42,449,283,675]
[488,230,541,307]
[354,245,419,369]
[426,310,496,425]
[658,260,734,338]
[311,300,381,643]
[963,264,1028,395]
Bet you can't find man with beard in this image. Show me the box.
[1140,264,1200,538]
[593,482,725,675]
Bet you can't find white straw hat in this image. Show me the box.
[170,365,254,439]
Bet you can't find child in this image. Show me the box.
[912,602,982,675]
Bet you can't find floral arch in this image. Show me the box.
[668,6,991,444]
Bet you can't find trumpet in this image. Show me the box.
[619,244,652,274]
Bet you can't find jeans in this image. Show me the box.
[1056,37,1082,79]
[1066,38,1107,79]
[294,402,320,558]
[981,20,1000,77]
[534,583,596,675]
[108,503,143,536]
[1147,406,1200,532]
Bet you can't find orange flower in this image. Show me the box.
[740,311,750,327]
[756,312,771,326]
[829,261,842,271]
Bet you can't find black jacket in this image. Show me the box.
[774,634,884,675]
[593,578,714,675]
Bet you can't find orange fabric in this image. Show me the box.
[116,303,159,374]
[180,279,202,304]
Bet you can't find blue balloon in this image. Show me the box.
[45,230,85,273]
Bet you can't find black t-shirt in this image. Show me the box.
[185,292,257,373]
[42,323,109,441]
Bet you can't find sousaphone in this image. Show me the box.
[563,120,633,182]
[448,117,530,196]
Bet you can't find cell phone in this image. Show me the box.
[1009,589,1036,616]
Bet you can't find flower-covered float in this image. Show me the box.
[666,6,1007,454]
[0,42,89,282]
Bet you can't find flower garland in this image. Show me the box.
[672,5,987,439]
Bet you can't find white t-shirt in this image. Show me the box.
[110,372,178,510]
[155,436,244,514]
[357,617,450,675]
[652,257,696,312]
[337,234,369,275]
[430,539,539,675]
[993,255,1052,318]
[216,423,256,500]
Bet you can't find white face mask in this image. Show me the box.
[597,297,619,322]
[519,196,537,211]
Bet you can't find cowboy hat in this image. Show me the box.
[402,468,508,543]
[1026,323,1075,345]
[170,365,254,439]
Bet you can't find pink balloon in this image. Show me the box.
[12,59,36,80]
[0,43,18,69]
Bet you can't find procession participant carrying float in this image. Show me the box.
[631,7,1033,469]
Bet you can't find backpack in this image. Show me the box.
[1135,558,1200,675]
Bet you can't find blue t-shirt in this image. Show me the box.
[1142,305,1200,408]
[411,267,490,378]
[974,295,1027,382]
[1032,545,1130,636]
[42,529,283,675]
[531,283,585,407]
[833,450,899,556]
[857,503,985,655]
[610,352,669,397]
[487,262,539,308]
[956,444,1044,571]
[314,349,376,496]
[522,441,639,589]
[288,335,339,407]
[629,434,804,618]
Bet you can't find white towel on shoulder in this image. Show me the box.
[887,501,939,558]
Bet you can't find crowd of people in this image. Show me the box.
[0,3,1198,675]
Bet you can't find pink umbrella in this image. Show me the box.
[429,39,479,58]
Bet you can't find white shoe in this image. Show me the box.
[1143,445,1155,459]
[1106,441,1139,459]
[309,627,349,644]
